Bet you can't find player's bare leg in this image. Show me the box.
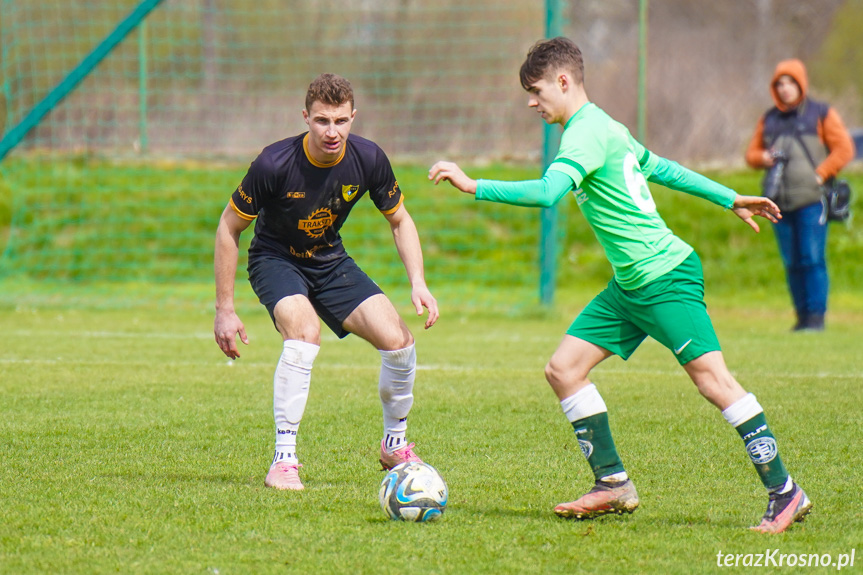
[684,351,811,533]
[543,335,610,401]
[344,293,412,351]
[681,350,746,410]
[265,295,321,491]
[344,294,423,469]
[544,336,639,519]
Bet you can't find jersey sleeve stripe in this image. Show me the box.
[229,198,257,221]
[552,157,587,179]
[639,149,651,165]
[380,194,404,215]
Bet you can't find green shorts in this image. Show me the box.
[567,251,720,365]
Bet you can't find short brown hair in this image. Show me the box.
[305,73,354,111]
[519,37,584,90]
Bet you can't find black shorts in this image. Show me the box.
[248,253,384,338]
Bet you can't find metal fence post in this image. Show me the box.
[638,0,648,144]
[139,19,149,153]
[540,0,563,306]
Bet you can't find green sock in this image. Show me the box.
[571,412,625,480]
[735,412,789,490]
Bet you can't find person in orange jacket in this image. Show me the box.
[746,59,855,331]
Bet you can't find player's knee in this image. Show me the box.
[375,322,413,352]
[379,334,414,352]
[395,318,414,348]
[545,356,592,393]
[273,297,320,343]
[402,333,415,349]
[692,369,743,405]
[544,361,555,384]
[284,332,321,346]
[277,321,321,345]
[544,359,567,388]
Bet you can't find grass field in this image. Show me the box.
[1,160,862,573]
[1,286,861,574]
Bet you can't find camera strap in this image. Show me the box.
[792,131,822,176]
[790,102,830,179]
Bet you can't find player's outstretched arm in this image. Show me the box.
[731,194,782,233]
[214,205,252,358]
[385,205,439,329]
[428,161,477,195]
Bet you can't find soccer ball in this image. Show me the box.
[379,461,448,522]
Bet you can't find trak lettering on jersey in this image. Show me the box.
[298,208,337,238]
[286,191,305,199]
[388,181,399,198]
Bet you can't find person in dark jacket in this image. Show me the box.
[746,59,855,331]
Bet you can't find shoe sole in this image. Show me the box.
[794,500,813,523]
[751,495,813,533]
[379,440,422,471]
[554,500,640,520]
[264,467,305,491]
[379,457,403,471]
[379,456,423,471]
[264,481,304,491]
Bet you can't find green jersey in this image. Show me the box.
[476,102,736,290]
[550,102,696,288]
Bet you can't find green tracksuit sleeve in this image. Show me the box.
[475,170,574,208]
[646,155,737,208]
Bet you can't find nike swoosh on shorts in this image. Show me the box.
[673,339,692,355]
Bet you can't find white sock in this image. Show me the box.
[379,343,416,453]
[721,393,763,427]
[559,383,608,422]
[601,471,629,483]
[272,340,320,465]
[772,475,794,495]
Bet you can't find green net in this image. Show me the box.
[0,0,548,308]
[0,0,860,310]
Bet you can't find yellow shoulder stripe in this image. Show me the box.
[229,198,257,221]
[380,194,404,215]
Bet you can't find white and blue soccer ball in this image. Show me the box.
[379,461,448,522]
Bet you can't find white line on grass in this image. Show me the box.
[8,330,556,343]
[8,330,216,340]
[0,357,859,379]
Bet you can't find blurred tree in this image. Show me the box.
[810,0,863,124]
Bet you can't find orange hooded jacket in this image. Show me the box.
[745,59,854,182]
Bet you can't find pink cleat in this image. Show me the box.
[264,462,304,491]
[379,440,422,470]
[750,483,812,534]
[554,479,639,519]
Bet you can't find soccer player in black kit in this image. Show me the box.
[214,74,439,491]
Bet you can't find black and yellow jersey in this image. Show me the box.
[230,132,403,264]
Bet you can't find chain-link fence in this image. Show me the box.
[0,0,859,296]
[2,0,858,164]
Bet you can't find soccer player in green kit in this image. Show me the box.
[429,37,811,534]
